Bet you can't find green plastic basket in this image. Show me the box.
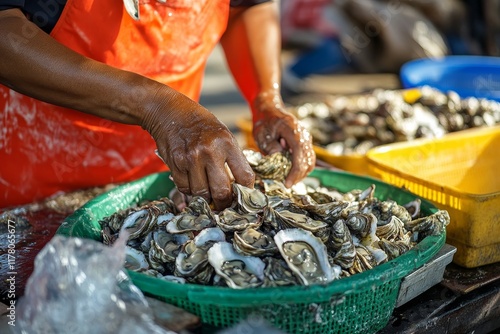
[56,170,445,334]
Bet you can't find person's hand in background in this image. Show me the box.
[251,89,315,188]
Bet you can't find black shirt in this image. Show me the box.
[0,0,271,34]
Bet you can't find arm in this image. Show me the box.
[220,1,315,188]
[0,8,254,210]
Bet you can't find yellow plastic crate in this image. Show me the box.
[236,118,369,175]
[366,126,500,268]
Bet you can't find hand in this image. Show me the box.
[142,88,255,211]
[252,90,315,188]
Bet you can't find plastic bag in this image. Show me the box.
[15,233,175,334]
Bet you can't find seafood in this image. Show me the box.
[233,228,278,257]
[166,196,216,234]
[125,246,149,271]
[243,149,292,182]
[207,241,265,289]
[233,183,268,214]
[274,229,338,285]
[216,208,262,232]
[292,87,500,155]
[99,150,449,289]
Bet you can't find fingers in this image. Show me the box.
[204,164,234,212]
[282,123,316,188]
[164,145,254,212]
[226,149,255,189]
[254,113,316,188]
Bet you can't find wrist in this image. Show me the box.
[252,87,283,121]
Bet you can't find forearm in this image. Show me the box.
[0,9,174,126]
[220,2,281,107]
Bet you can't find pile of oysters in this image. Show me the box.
[294,86,500,155]
[100,150,449,289]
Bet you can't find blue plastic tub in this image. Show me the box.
[400,56,500,101]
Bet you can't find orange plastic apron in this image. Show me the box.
[0,0,230,208]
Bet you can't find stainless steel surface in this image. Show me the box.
[396,244,457,307]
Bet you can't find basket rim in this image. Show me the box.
[56,169,445,307]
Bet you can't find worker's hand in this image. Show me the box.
[252,90,315,188]
[141,89,255,211]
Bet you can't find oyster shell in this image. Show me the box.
[378,239,412,261]
[376,216,407,243]
[174,227,225,280]
[233,183,268,214]
[233,228,278,256]
[166,196,216,233]
[125,246,149,271]
[121,208,158,240]
[404,210,450,240]
[371,199,412,226]
[328,219,356,269]
[216,208,262,232]
[345,212,379,247]
[262,257,300,287]
[274,229,336,285]
[243,149,292,182]
[207,241,265,289]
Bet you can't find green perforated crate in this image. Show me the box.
[57,170,445,334]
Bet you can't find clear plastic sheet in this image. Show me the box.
[15,232,175,334]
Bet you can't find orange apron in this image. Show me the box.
[0,0,230,208]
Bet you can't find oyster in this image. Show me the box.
[99,207,136,233]
[208,241,265,289]
[233,183,268,214]
[301,200,349,223]
[403,198,422,219]
[166,196,216,234]
[349,244,377,275]
[274,229,336,285]
[370,199,412,226]
[243,149,292,181]
[174,227,225,283]
[404,210,450,240]
[125,246,149,271]
[343,184,376,202]
[148,230,191,265]
[121,208,158,240]
[378,239,413,261]
[102,225,118,246]
[233,228,278,256]
[262,257,300,287]
[376,216,407,243]
[260,179,291,198]
[328,219,356,269]
[216,208,262,232]
[193,227,226,247]
[345,212,379,247]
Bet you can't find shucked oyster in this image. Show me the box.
[216,208,262,232]
[262,257,300,287]
[174,227,225,284]
[233,183,268,214]
[274,228,339,285]
[166,196,216,234]
[233,228,278,256]
[207,241,265,289]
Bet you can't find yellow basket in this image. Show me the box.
[236,118,369,175]
[366,126,500,268]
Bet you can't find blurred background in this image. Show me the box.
[204,0,500,142]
